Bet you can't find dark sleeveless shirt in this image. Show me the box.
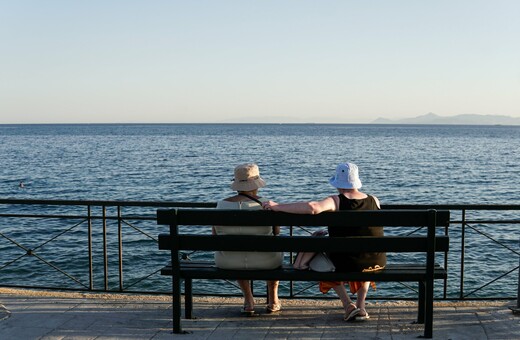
[327,194,387,272]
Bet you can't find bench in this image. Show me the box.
[157,209,450,338]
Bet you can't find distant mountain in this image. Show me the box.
[372,113,520,125]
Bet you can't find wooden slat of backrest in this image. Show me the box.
[157,209,450,227]
[158,234,449,253]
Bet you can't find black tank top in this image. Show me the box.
[328,194,387,272]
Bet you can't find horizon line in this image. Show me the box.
[1,122,518,126]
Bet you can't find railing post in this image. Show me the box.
[118,205,123,292]
[517,237,520,309]
[103,205,108,291]
[170,210,184,333]
[88,205,93,290]
[424,209,437,339]
[511,237,520,314]
[459,209,466,300]
[443,221,449,299]
[289,225,294,298]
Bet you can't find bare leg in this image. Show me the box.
[332,283,359,320]
[355,281,371,318]
[238,280,254,311]
[267,280,280,306]
[332,283,353,311]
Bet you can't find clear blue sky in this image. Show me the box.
[1,1,519,124]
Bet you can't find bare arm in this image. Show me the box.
[372,195,381,209]
[262,196,338,215]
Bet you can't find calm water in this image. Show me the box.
[2,123,519,204]
[0,124,519,297]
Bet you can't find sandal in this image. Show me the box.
[266,303,282,314]
[241,304,255,317]
[356,308,370,321]
[344,303,360,322]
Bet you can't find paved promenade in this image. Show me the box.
[1,288,519,339]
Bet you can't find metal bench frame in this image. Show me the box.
[158,209,450,338]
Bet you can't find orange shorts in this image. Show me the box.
[319,281,377,294]
[318,265,384,294]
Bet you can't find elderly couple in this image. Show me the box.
[212,162,386,322]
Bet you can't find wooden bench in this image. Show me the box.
[157,209,450,338]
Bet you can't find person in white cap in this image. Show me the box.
[212,163,283,316]
[263,162,386,322]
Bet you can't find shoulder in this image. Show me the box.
[323,195,340,212]
[369,195,381,209]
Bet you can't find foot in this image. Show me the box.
[344,303,360,322]
[356,308,370,321]
[241,303,255,317]
[266,302,282,314]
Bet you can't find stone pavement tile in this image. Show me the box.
[374,304,425,338]
[0,299,81,339]
[286,332,326,339]
[203,328,238,339]
[40,329,98,340]
[185,318,223,331]
[0,289,173,340]
[431,306,487,340]
[59,313,105,331]
[474,306,520,340]
[2,288,520,339]
[4,327,57,339]
[0,308,73,329]
[267,329,321,339]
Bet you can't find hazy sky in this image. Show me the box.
[1,1,519,124]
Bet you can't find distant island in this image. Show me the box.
[372,113,520,125]
[211,112,520,125]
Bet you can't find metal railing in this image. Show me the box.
[0,199,518,301]
[383,204,520,300]
[0,199,214,294]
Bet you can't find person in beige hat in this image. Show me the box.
[212,163,283,316]
[262,162,385,322]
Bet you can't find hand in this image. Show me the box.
[262,201,278,210]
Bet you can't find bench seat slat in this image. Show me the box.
[173,261,445,271]
[160,262,447,281]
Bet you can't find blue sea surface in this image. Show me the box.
[2,123,519,204]
[0,124,519,297]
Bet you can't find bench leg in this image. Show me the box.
[185,278,193,319]
[424,280,434,339]
[417,281,425,324]
[417,281,433,338]
[172,275,187,334]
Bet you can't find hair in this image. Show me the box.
[338,188,357,193]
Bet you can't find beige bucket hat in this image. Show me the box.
[230,163,266,191]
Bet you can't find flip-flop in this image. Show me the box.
[241,305,255,317]
[356,308,370,321]
[344,303,360,322]
[266,303,282,314]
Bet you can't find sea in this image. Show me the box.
[0,124,519,298]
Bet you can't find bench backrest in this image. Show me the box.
[157,209,450,253]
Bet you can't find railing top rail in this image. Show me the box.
[0,199,216,208]
[1,199,520,210]
[382,204,520,210]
